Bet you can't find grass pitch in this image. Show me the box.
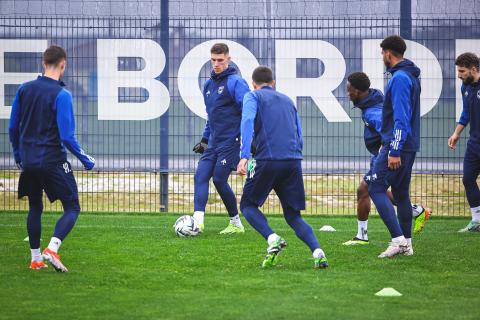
[0,212,478,320]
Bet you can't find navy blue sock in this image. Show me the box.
[53,199,80,241]
[212,166,238,217]
[241,206,274,239]
[27,197,43,249]
[284,207,320,252]
[193,159,215,212]
[369,190,403,238]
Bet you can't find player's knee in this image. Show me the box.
[392,188,408,201]
[28,197,43,212]
[284,213,297,226]
[240,196,258,213]
[239,199,250,212]
[367,183,385,197]
[357,181,369,200]
[63,198,81,215]
[212,174,228,187]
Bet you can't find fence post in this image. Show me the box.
[160,0,169,212]
[400,0,412,39]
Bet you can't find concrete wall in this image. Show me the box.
[1,0,478,18]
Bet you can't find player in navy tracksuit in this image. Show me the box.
[191,43,250,234]
[237,66,328,269]
[448,52,480,232]
[367,36,421,258]
[9,46,95,272]
[343,72,430,246]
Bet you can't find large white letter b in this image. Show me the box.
[97,39,170,120]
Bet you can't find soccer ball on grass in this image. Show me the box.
[173,215,200,237]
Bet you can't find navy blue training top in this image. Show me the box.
[9,76,94,169]
[240,86,302,160]
[202,66,250,148]
[353,89,384,156]
[381,59,421,156]
[459,81,480,143]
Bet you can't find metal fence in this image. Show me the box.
[1,17,479,215]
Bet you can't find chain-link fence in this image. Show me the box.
[1,17,478,215]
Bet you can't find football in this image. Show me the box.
[173,215,200,237]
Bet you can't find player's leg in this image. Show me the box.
[345,154,377,245]
[459,143,480,232]
[41,162,79,272]
[367,148,408,258]
[27,196,47,269]
[51,198,81,246]
[213,166,243,234]
[215,145,244,234]
[240,202,275,240]
[282,206,328,269]
[275,160,328,268]
[344,180,370,245]
[239,160,283,267]
[240,203,285,269]
[391,152,417,255]
[386,187,430,233]
[19,169,48,269]
[193,148,216,231]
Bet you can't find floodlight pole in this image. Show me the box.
[400,0,412,40]
[159,0,169,212]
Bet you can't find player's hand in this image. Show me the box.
[388,156,401,170]
[193,138,208,154]
[237,158,248,176]
[448,133,460,150]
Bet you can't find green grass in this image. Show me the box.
[0,212,479,319]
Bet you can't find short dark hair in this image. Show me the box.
[455,52,480,69]
[43,45,67,66]
[380,35,407,56]
[252,66,274,84]
[347,72,371,92]
[210,43,229,55]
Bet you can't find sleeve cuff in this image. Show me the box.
[388,149,401,157]
[13,151,21,163]
[240,152,250,159]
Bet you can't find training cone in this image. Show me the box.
[375,288,402,297]
[319,225,336,232]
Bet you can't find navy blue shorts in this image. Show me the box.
[18,161,79,202]
[464,139,480,170]
[199,143,240,171]
[366,146,416,193]
[364,154,379,181]
[240,160,306,211]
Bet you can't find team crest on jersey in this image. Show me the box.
[206,90,211,96]
[218,86,224,94]
[477,90,480,99]
[465,90,468,97]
